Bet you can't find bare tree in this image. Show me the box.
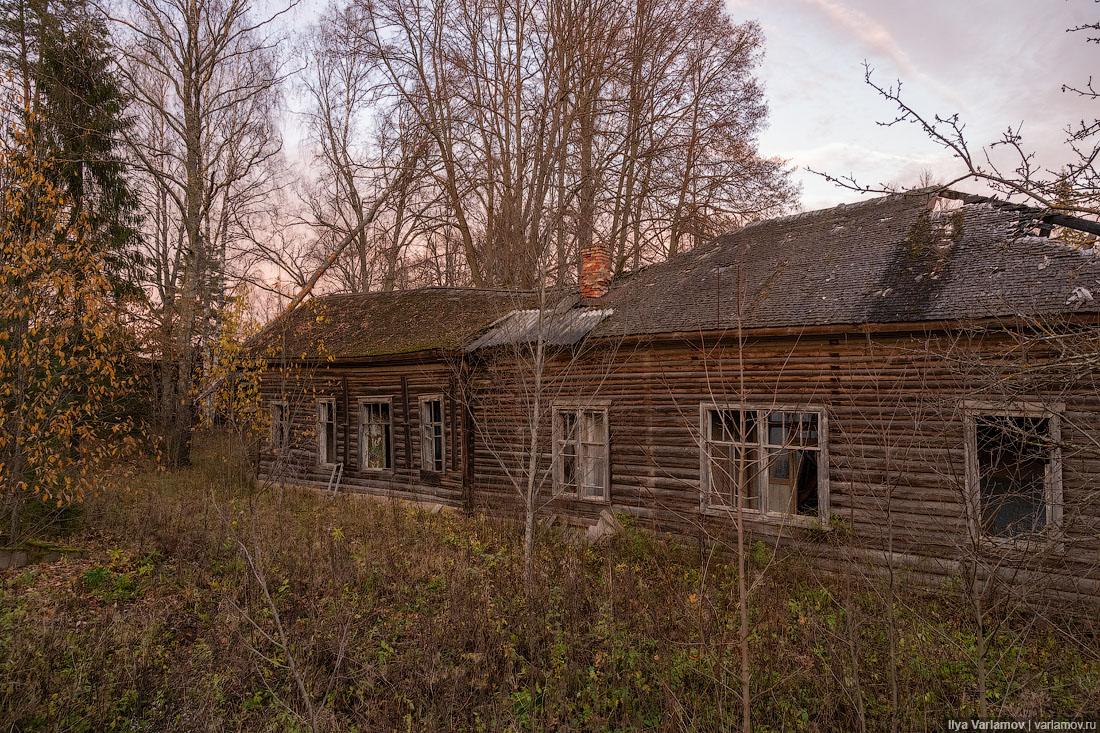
[815,16,1100,219]
[298,0,795,292]
[107,0,293,465]
[462,277,622,595]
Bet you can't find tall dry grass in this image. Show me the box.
[0,432,1096,731]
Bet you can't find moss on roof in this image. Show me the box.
[253,191,1100,359]
[592,190,1100,337]
[251,288,530,360]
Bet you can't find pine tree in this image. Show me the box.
[0,0,141,297]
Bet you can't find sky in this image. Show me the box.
[280,0,1098,215]
[732,0,1098,211]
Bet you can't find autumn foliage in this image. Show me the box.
[0,121,138,541]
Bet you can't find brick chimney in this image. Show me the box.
[580,243,611,299]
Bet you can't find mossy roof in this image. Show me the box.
[590,190,1100,337]
[254,191,1100,359]
[250,288,529,360]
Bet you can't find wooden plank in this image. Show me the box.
[402,375,412,469]
[256,325,1100,601]
[342,376,350,467]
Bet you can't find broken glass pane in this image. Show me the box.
[976,415,1050,537]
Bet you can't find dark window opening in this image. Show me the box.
[705,408,823,517]
[976,415,1051,537]
[764,412,820,516]
[706,409,762,511]
[555,408,609,499]
[270,402,288,451]
[318,401,337,464]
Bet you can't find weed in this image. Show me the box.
[0,432,1096,731]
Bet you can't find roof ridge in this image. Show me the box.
[607,192,925,285]
[723,189,938,238]
[316,286,534,299]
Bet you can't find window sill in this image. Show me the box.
[978,532,1064,554]
[555,492,611,505]
[702,506,830,531]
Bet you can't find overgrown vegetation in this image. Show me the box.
[1,435,1096,731]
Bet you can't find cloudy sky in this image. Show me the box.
[282,0,1097,214]
[736,0,1098,210]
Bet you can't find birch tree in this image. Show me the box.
[108,0,291,465]
[302,0,795,291]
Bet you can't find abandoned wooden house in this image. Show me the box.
[254,190,1100,602]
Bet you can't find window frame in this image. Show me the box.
[962,401,1063,546]
[358,397,394,472]
[269,399,289,452]
[316,398,338,467]
[698,402,829,525]
[552,403,611,502]
[419,394,445,474]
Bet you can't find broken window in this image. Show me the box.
[420,396,444,472]
[970,412,1059,539]
[763,412,821,516]
[703,407,825,518]
[269,401,288,451]
[317,399,337,465]
[360,400,392,470]
[704,409,762,511]
[554,407,609,500]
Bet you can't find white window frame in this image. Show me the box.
[699,403,829,525]
[419,394,445,473]
[269,400,289,452]
[358,397,393,472]
[552,404,611,502]
[317,398,337,466]
[963,401,1063,546]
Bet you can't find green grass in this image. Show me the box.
[0,433,1096,731]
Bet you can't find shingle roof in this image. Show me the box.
[250,288,529,359]
[254,191,1100,359]
[590,190,1100,338]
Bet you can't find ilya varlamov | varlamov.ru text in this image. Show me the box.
[947,721,1098,731]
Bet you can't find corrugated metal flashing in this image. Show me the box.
[465,308,614,351]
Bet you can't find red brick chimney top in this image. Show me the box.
[580,244,611,299]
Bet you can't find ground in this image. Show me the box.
[1,434,1097,731]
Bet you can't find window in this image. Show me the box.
[269,401,289,451]
[764,412,821,516]
[553,406,610,500]
[317,399,337,465]
[965,405,1061,541]
[701,405,826,520]
[359,399,392,470]
[420,396,444,472]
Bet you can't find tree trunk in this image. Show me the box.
[7,314,29,543]
[8,471,21,545]
[164,7,206,468]
[971,565,989,718]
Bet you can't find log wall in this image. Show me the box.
[258,354,467,507]
[259,328,1100,603]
